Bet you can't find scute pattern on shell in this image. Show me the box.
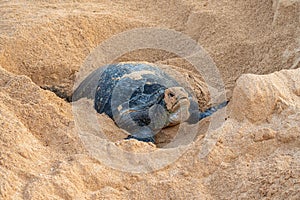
[94,63,179,124]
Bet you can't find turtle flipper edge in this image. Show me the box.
[199,100,229,120]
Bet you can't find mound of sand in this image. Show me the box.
[0,60,299,199]
[0,0,299,199]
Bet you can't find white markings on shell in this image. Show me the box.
[121,70,155,80]
[117,105,123,111]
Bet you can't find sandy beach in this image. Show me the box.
[0,0,299,199]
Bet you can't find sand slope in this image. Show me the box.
[0,0,299,199]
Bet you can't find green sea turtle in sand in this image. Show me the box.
[73,62,228,143]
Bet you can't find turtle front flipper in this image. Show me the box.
[114,101,170,143]
[199,100,229,120]
[122,121,156,143]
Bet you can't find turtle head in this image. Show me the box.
[164,87,191,126]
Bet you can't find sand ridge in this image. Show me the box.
[0,0,299,199]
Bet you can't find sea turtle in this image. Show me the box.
[73,62,228,143]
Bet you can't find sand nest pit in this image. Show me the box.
[0,0,300,199]
[1,62,300,199]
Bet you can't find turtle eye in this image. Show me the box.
[168,92,175,97]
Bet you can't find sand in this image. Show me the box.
[0,0,299,199]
